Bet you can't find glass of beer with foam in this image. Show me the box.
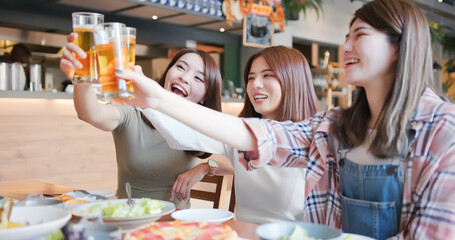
[94,23,134,101]
[123,27,136,70]
[72,12,104,83]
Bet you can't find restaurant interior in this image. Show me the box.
[0,0,454,239]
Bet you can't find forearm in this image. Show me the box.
[73,84,120,131]
[142,109,228,155]
[154,90,257,151]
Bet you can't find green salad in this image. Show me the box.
[80,198,163,218]
[278,225,321,240]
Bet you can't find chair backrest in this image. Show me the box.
[190,175,224,209]
[228,177,236,212]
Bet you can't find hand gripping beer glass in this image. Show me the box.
[72,12,104,83]
[94,23,134,101]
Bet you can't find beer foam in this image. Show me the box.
[73,24,95,30]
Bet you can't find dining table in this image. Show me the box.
[0,180,259,239]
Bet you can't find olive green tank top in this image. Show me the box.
[113,106,197,209]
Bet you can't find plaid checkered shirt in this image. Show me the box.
[239,88,455,239]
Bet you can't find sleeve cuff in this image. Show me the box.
[238,118,277,170]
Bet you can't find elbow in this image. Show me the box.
[76,112,100,128]
[76,112,91,123]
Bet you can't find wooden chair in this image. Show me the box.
[228,178,236,212]
[190,175,224,209]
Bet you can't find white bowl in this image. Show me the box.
[71,199,175,230]
[256,221,343,240]
[171,208,234,224]
[0,206,71,240]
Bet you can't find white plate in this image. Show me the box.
[61,190,114,211]
[171,208,234,224]
[63,190,114,199]
[341,233,376,240]
[256,221,342,240]
[71,199,175,230]
[0,206,71,240]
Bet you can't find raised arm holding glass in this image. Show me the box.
[60,12,223,208]
[117,0,455,239]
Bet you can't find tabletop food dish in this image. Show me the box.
[62,190,114,200]
[71,198,175,230]
[256,221,342,240]
[15,194,65,208]
[0,206,71,240]
[63,217,122,240]
[58,190,114,209]
[124,220,238,240]
[171,208,234,224]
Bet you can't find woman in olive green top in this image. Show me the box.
[60,33,222,208]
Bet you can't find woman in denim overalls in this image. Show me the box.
[115,0,455,239]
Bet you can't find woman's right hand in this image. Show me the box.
[170,163,209,202]
[59,33,86,80]
[115,70,166,109]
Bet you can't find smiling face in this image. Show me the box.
[343,19,398,90]
[246,56,282,120]
[163,53,207,104]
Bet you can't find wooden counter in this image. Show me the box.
[0,97,243,197]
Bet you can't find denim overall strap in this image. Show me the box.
[338,130,414,240]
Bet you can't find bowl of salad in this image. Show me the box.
[256,222,343,240]
[71,198,175,230]
[0,198,71,240]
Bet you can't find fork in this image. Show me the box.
[125,182,136,207]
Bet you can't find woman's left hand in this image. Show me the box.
[170,163,209,201]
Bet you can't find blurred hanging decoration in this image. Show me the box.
[223,0,285,32]
[243,3,275,47]
[429,20,455,95]
[283,0,327,21]
[224,0,233,25]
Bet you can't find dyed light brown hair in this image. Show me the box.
[239,46,320,121]
[331,0,441,157]
[158,48,222,112]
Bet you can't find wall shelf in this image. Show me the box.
[0,91,73,99]
[0,90,244,102]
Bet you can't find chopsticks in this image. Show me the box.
[42,193,63,197]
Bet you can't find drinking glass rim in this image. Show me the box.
[72,12,104,18]
[94,22,126,30]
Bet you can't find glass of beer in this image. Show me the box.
[94,22,134,101]
[72,12,104,83]
[123,27,136,70]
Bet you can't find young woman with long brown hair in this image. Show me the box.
[60,37,222,209]
[141,45,320,223]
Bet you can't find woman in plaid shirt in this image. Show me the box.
[117,0,455,239]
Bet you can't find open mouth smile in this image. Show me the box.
[171,83,188,97]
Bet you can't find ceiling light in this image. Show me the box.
[152,15,158,20]
[219,28,225,32]
[438,0,443,2]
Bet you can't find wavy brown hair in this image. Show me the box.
[331,0,441,157]
[152,48,222,158]
[239,46,320,121]
[158,48,222,112]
